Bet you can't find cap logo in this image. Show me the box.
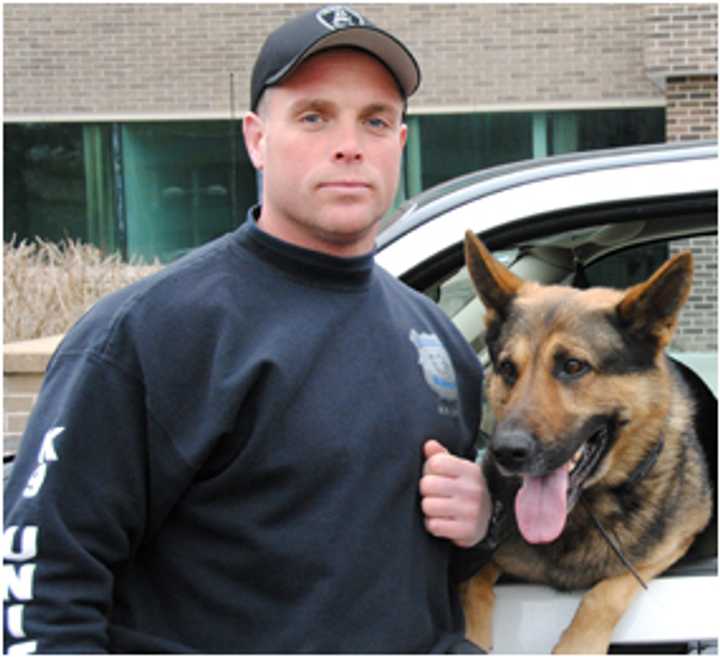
[316,6,365,31]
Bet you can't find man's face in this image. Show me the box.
[244,48,408,257]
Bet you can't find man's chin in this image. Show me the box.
[310,218,380,255]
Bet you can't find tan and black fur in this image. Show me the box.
[462,232,713,654]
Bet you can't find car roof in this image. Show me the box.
[377,140,718,252]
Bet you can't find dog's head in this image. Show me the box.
[464,232,693,544]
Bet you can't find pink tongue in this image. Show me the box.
[515,466,569,544]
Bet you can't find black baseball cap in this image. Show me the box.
[250,5,421,111]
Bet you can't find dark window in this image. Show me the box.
[583,242,669,289]
[4,123,106,246]
[416,113,534,190]
[407,108,665,193]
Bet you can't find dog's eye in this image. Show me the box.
[559,358,590,379]
[497,359,517,385]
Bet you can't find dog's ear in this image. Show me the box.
[464,231,523,318]
[616,251,693,348]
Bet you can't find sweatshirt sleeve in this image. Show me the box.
[448,346,495,585]
[3,350,193,654]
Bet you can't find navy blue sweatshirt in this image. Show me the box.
[3,212,485,653]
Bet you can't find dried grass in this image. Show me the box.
[3,237,162,343]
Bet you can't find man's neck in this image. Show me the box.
[254,209,377,259]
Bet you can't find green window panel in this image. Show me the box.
[83,125,118,254]
[121,122,255,263]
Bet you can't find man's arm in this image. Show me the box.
[3,351,179,654]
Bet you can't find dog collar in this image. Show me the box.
[625,434,665,486]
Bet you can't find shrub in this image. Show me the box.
[3,237,161,343]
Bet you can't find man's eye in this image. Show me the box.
[367,117,389,130]
[300,113,324,125]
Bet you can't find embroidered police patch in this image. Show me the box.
[316,6,365,31]
[410,329,459,416]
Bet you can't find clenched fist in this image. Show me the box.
[419,440,492,548]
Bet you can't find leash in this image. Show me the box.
[578,435,666,591]
[580,497,648,590]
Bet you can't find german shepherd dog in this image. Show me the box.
[461,232,713,654]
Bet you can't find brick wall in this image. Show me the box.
[3,3,665,120]
[361,3,661,110]
[666,75,718,141]
[645,2,718,142]
[671,237,718,353]
[4,373,43,455]
[645,3,718,82]
[3,336,62,456]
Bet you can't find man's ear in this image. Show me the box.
[399,122,408,149]
[242,111,266,171]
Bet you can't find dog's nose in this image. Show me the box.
[492,429,536,473]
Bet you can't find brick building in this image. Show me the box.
[4,3,716,121]
[4,3,716,246]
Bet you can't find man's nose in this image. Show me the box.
[333,122,363,162]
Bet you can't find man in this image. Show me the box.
[4,6,491,653]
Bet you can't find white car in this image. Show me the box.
[377,141,718,654]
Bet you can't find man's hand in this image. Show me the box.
[420,440,491,548]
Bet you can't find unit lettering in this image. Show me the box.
[3,564,36,601]
[5,426,65,654]
[3,526,39,650]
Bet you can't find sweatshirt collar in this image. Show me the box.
[237,206,375,289]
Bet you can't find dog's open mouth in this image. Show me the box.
[514,423,612,545]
